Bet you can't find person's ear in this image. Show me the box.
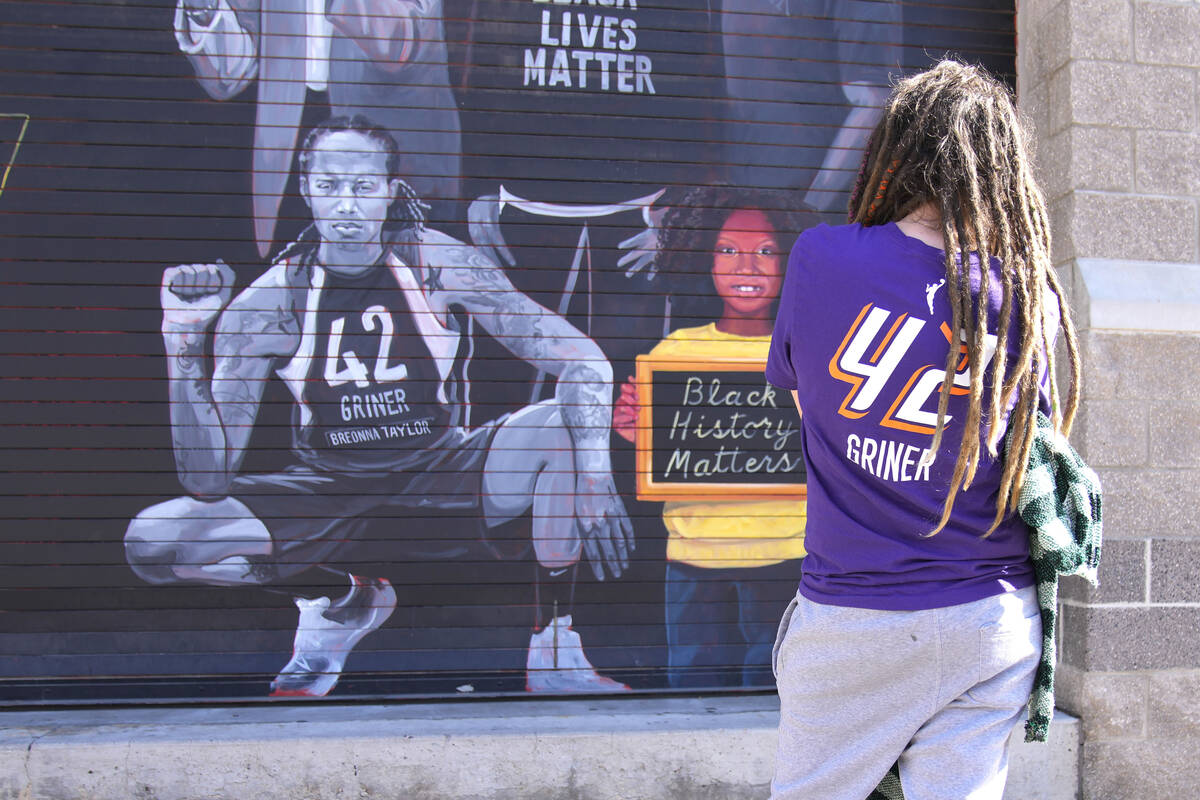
[299,176,312,210]
[298,176,314,211]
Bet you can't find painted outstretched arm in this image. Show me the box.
[428,239,634,577]
[327,0,438,69]
[174,0,257,100]
[160,263,296,497]
[804,82,890,212]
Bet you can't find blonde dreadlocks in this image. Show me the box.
[848,60,1080,535]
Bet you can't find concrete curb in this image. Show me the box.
[0,695,1078,800]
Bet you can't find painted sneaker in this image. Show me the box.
[269,576,397,698]
[525,614,629,693]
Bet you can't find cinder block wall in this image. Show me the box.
[1017,1,1200,796]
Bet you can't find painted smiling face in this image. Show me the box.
[710,208,783,322]
[300,130,399,260]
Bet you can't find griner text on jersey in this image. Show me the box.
[340,387,411,422]
[846,433,933,483]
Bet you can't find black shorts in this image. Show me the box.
[233,422,501,580]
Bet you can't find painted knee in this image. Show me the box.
[124,512,182,585]
[533,527,583,569]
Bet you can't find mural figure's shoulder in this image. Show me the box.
[414,226,481,263]
[215,262,305,358]
[413,226,511,294]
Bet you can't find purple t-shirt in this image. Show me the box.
[766,222,1044,610]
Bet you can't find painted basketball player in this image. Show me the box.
[124,116,634,696]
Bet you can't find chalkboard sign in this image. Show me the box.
[635,355,807,502]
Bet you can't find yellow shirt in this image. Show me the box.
[647,324,807,569]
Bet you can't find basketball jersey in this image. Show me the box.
[277,254,464,471]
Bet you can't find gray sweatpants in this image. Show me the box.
[770,585,1040,800]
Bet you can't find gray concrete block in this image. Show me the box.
[1036,121,1072,203]
[1148,401,1200,467]
[1036,127,1134,202]
[1134,1,1200,67]
[1046,64,1074,136]
[1018,68,1053,146]
[1030,1,1072,84]
[1073,127,1135,193]
[1068,191,1197,263]
[1137,131,1200,195]
[1069,0,1134,61]
[1081,330,1200,400]
[1096,467,1200,540]
[1075,396,1148,467]
[1082,737,1200,800]
[1068,61,1195,131]
[1060,538,1146,603]
[1147,669,1200,737]
[1053,663,1147,739]
[1020,0,1068,43]
[1049,193,1080,265]
[0,697,1080,800]
[1150,539,1200,602]
[1061,603,1200,670]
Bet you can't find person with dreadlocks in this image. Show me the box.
[124,115,633,698]
[613,186,816,688]
[764,60,1080,798]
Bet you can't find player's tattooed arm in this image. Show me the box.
[426,237,634,578]
[212,292,299,480]
[161,264,299,497]
[432,242,616,456]
[430,240,633,578]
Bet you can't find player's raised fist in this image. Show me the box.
[161,261,235,329]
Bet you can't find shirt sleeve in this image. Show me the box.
[765,233,811,391]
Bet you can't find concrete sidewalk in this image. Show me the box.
[0,695,1078,799]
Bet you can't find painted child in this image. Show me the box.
[614,187,815,688]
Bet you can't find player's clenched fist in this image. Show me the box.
[161,261,235,330]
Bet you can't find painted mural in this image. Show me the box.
[0,0,1016,702]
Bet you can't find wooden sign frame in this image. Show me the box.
[634,353,807,502]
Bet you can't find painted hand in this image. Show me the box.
[161,261,235,331]
[617,204,667,279]
[612,376,639,444]
[575,472,634,581]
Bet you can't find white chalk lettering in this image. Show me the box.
[661,445,801,481]
[663,448,691,479]
[669,410,692,441]
[679,376,782,409]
